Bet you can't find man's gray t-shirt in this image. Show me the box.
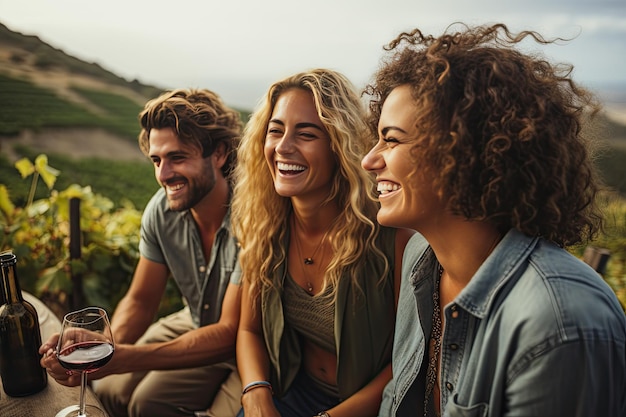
[139,188,241,327]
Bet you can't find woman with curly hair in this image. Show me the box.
[362,23,626,417]
[231,68,413,417]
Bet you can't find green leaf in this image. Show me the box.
[34,154,60,189]
[60,184,88,200]
[37,265,72,294]
[25,199,50,217]
[69,259,89,275]
[0,185,15,220]
[14,157,35,178]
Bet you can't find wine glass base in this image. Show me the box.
[55,404,108,417]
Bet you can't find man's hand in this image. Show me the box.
[39,333,110,386]
[39,333,82,386]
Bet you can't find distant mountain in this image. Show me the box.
[0,22,249,163]
[0,22,163,103]
[0,21,166,156]
[0,22,169,209]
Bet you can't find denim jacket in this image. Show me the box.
[380,229,626,417]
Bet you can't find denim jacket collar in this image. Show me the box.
[454,229,538,319]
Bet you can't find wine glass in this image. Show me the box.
[55,307,115,417]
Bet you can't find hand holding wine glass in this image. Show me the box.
[55,307,115,417]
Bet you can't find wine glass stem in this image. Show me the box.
[79,371,88,417]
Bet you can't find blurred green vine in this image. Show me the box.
[0,154,182,319]
[570,191,626,308]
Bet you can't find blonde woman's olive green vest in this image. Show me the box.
[261,226,397,400]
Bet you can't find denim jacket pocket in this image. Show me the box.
[445,395,488,417]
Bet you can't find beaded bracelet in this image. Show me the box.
[241,380,273,396]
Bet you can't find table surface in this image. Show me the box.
[1,377,108,417]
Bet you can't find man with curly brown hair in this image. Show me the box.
[42,89,244,417]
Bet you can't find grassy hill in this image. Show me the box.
[0,22,162,99]
[0,22,251,210]
[0,70,160,209]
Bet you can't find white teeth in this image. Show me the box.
[168,184,184,191]
[377,182,400,194]
[277,162,306,172]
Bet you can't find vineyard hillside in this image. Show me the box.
[0,22,250,209]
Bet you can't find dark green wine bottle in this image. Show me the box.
[0,250,48,396]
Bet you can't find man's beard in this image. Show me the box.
[166,172,216,211]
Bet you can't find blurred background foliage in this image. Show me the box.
[0,156,183,319]
[569,192,626,307]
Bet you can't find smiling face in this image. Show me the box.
[362,85,444,231]
[149,127,221,211]
[264,88,336,201]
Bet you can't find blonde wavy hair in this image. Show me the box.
[232,69,387,297]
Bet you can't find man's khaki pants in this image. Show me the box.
[94,308,241,417]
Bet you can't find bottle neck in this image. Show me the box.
[1,252,24,305]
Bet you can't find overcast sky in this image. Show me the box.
[1,0,625,109]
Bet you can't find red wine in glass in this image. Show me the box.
[55,307,114,417]
[57,341,114,373]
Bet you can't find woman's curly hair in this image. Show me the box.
[232,69,387,297]
[365,23,604,247]
[138,88,242,179]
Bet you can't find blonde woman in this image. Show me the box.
[231,69,413,417]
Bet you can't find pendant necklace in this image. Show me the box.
[291,217,334,293]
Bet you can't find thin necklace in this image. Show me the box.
[293,234,317,293]
[424,264,442,417]
[292,217,334,266]
[291,217,334,294]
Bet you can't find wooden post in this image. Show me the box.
[582,246,611,275]
[69,197,85,310]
